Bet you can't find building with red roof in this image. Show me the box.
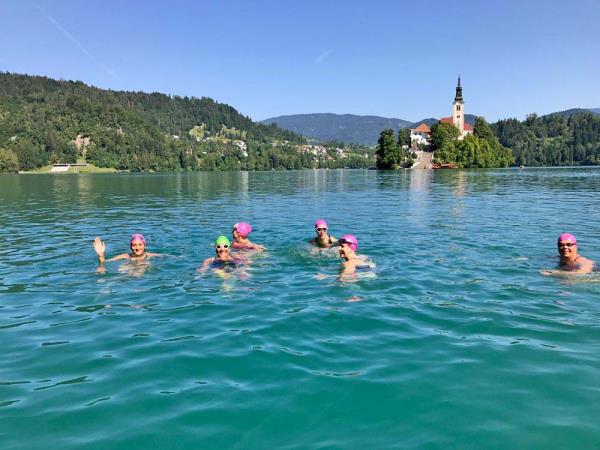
[409,122,431,147]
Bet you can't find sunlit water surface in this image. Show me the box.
[1,169,599,449]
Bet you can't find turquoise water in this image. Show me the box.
[1,169,599,449]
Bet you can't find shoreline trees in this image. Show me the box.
[375,128,413,169]
[431,118,514,168]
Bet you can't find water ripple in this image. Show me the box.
[1,169,599,448]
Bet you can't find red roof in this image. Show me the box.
[413,123,431,133]
[439,117,474,132]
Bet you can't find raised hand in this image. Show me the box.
[93,237,106,258]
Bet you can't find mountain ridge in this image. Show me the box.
[263,110,600,146]
[262,113,477,146]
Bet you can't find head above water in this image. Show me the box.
[233,222,252,238]
[338,234,358,252]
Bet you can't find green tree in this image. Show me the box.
[376,129,401,169]
[430,122,460,150]
[0,147,19,173]
[397,128,411,148]
[473,116,495,142]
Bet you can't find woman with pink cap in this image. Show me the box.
[309,219,338,248]
[93,234,161,266]
[542,233,594,275]
[231,222,265,252]
[337,234,375,280]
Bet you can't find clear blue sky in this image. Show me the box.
[1,0,599,122]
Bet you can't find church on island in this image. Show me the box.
[410,76,473,147]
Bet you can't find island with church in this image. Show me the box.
[376,77,514,169]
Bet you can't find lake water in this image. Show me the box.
[1,169,599,449]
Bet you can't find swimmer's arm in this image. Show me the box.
[232,253,249,263]
[247,242,266,251]
[197,257,214,273]
[338,262,358,282]
[341,260,357,276]
[93,237,130,263]
[573,258,594,274]
[540,262,594,276]
[106,254,130,262]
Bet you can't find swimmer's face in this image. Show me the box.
[232,229,241,241]
[130,240,146,256]
[215,244,230,257]
[558,240,577,258]
[338,243,353,260]
[315,227,328,236]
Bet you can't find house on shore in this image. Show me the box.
[410,123,431,147]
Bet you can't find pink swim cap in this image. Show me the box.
[130,234,146,245]
[557,233,577,244]
[339,234,358,252]
[234,222,252,237]
[314,219,328,229]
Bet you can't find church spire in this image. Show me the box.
[454,75,463,102]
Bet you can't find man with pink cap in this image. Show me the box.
[543,233,594,275]
[93,234,161,266]
[557,233,594,273]
[309,219,338,248]
[231,222,265,252]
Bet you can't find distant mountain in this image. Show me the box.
[262,113,477,146]
[261,113,412,146]
[544,108,600,118]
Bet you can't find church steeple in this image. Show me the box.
[454,75,463,102]
[452,75,465,136]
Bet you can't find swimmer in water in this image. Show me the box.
[231,222,265,252]
[199,235,247,272]
[542,233,595,276]
[309,219,338,248]
[93,234,160,265]
[337,234,374,281]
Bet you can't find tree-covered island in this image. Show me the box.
[375,77,600,169]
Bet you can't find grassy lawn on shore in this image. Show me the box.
[20,164,121,174]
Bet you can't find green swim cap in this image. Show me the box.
[214,235,231,246]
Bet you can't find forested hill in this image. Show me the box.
[262,113,412,146]
[544,108,600,118]
[2,72,366,172]
[492,112,600,166]
[262,113,477,146]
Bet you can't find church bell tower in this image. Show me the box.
[452,76,465,135]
